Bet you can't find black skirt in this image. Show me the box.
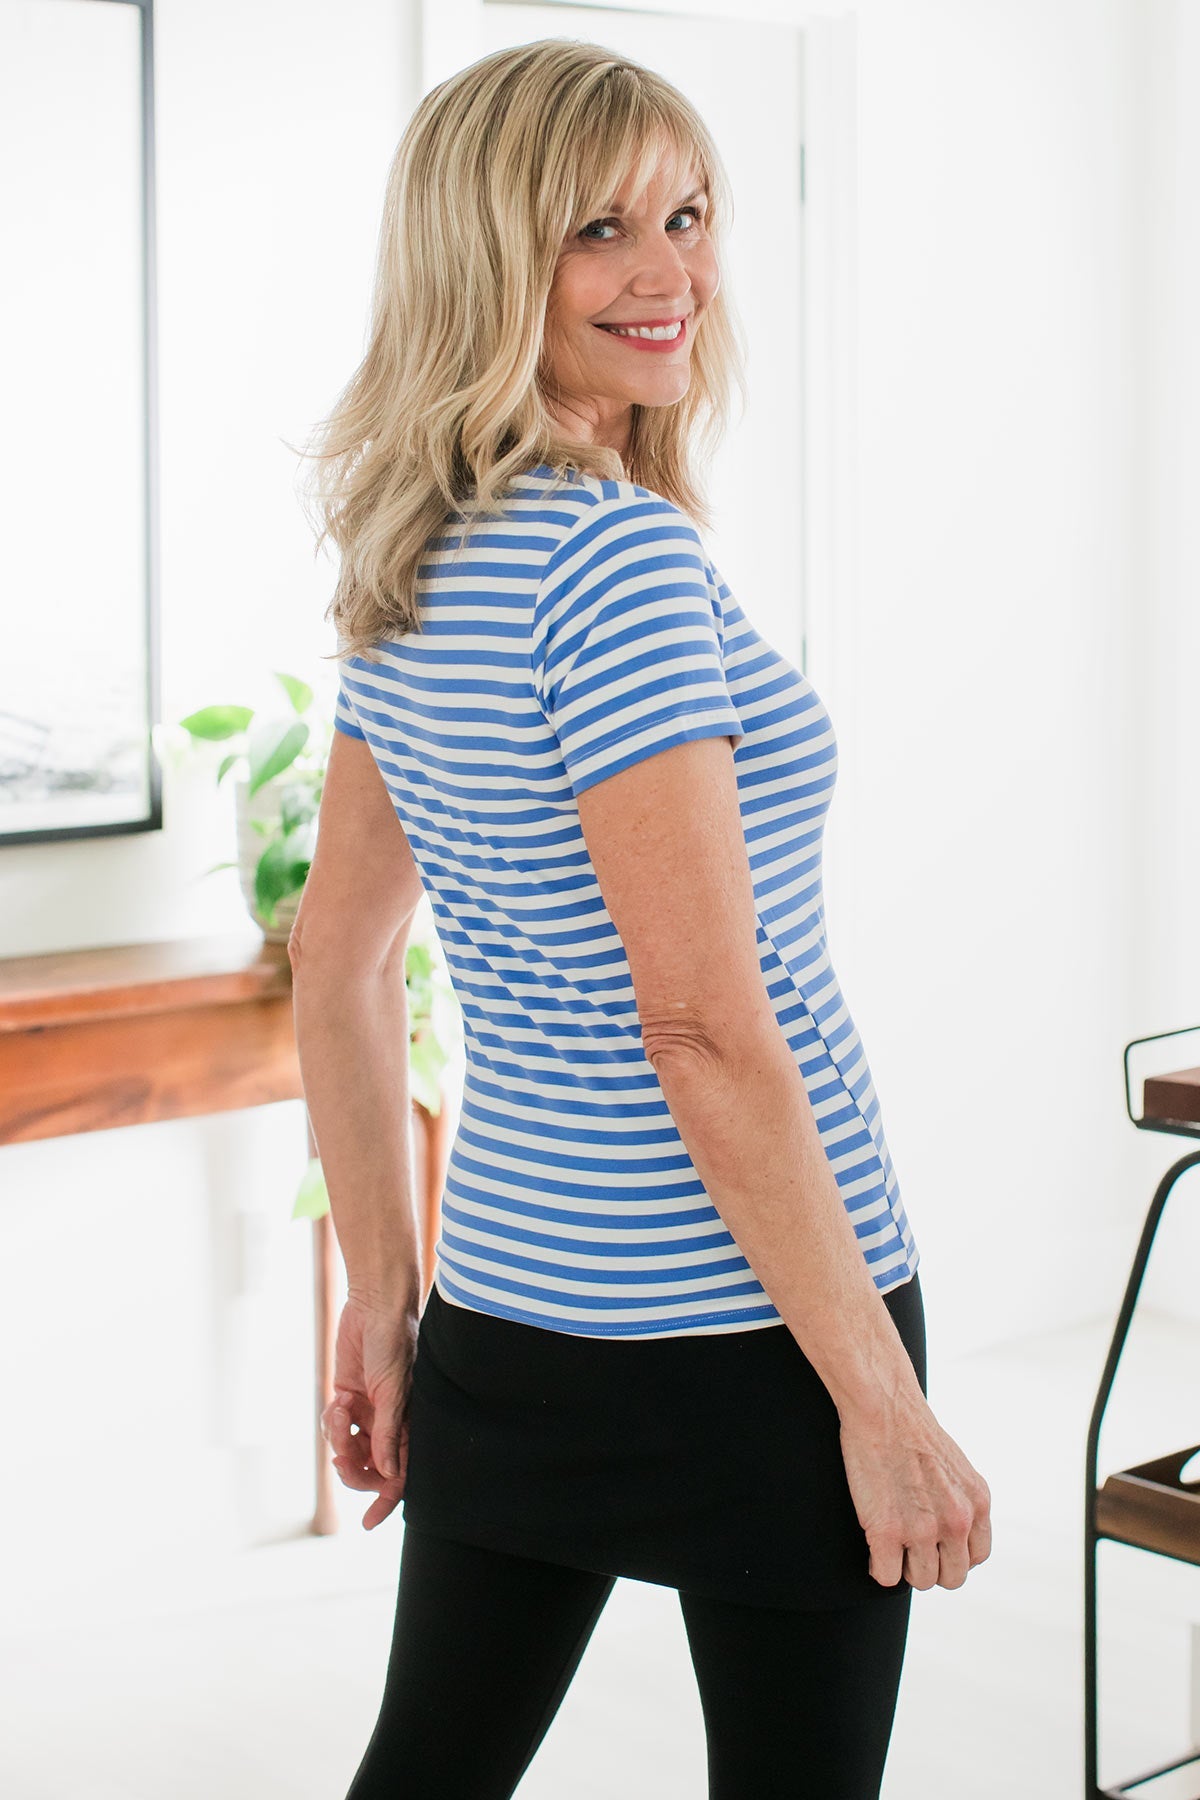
[400,1270,927,1612]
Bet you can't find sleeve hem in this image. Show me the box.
[569,709,744,796]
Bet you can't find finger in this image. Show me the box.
[324,1395,369,1461]
[333,1423,376,1473]
[320,1402,342,1450]
[902,1544,940,1591]
[968,1517,992,1568]
[372,1418,401,1483]
[332,1454,390,1493]
[331,1437,408,1486]
[331,1453,405,1530]
[868,1539,905,1588]
[361,1487,404,1530]
[329,1412,376,1471]
[323,1405,359,1460]
[935,1540,972,1590]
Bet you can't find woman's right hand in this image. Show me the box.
[838,1392,992,1590]
[321,1294,421,1530]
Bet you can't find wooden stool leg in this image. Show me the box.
[310,1210,339,1535]
[412,1097,451,1305]
[308,1101,340,1537]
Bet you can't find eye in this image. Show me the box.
[667,206,702,232]
[577,218,619,242]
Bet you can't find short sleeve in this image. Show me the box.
[530,494,745,797]
[332,642,367,740]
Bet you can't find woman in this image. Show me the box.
[290,38,991,1800]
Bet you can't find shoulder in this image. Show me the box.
[536,468,707,587]
[545,464,695,526]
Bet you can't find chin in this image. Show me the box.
[633,385,690,412]
[631,377,691,406]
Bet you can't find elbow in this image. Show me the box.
[286,910,410,987]
[641,1002,786,1083]
[640,1011,728,1075]
[287,919,329,983]
[286,856,418,983]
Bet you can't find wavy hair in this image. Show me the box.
[294,38,747,658]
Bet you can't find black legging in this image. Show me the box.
[343,1520,912,1799]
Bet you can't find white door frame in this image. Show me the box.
[418,0,859,735]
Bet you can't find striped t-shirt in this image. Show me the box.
[333,462,920,1339]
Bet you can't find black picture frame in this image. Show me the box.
[0,0,162,847]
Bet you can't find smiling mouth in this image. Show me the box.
[593,316,689,343]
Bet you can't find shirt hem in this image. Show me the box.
[432,1257,921,1339]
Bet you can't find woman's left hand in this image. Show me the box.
[321,1296,420,1530]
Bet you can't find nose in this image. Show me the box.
[625,230,693,304]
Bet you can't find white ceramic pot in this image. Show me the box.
[233,776,304,943]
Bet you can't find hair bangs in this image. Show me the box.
[562,75,724,239]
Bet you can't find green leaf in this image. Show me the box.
[254,832,312,926]
[429,974,460,1051]
[275,671,314,715]
[405,940,433,981]
[179,703,254,741]
[409,1028,445,1113]
[292,1157,330,1221]
[247,719,309,796]
[201,858,241,876]
[216,752,240,785]
[277,779,321,835]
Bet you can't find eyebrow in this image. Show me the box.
[599,188,707,217]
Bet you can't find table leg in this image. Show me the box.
[309,1100,340,1535]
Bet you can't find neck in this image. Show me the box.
[546,390,636,460]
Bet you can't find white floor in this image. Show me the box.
[4,1307,1200,1799]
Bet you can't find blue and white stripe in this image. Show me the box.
[334,463,919,1338]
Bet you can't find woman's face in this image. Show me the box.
[541,149,719,458]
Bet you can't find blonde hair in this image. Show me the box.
[294,38,747,658]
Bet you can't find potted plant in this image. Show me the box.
[176,671,461,1226]
[178,670,327,942]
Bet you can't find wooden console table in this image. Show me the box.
[0,931,451,1535]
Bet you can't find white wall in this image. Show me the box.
[0,0,1195,1567]
[1125,0,1200,1318]
[835,0,1150,1356]
[838,0,1200,1351]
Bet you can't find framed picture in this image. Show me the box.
[0,0,161,845]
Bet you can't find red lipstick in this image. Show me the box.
[592,315,689,353]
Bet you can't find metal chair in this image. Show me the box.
[1085,1026,1200,1798]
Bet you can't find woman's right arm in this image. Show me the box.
[574,730,993,1592]
[288,725,428,1517]
[289,726,426,1320]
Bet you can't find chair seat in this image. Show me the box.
[1095,1444,1200,1565]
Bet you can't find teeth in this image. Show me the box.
[602,320,683,340]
